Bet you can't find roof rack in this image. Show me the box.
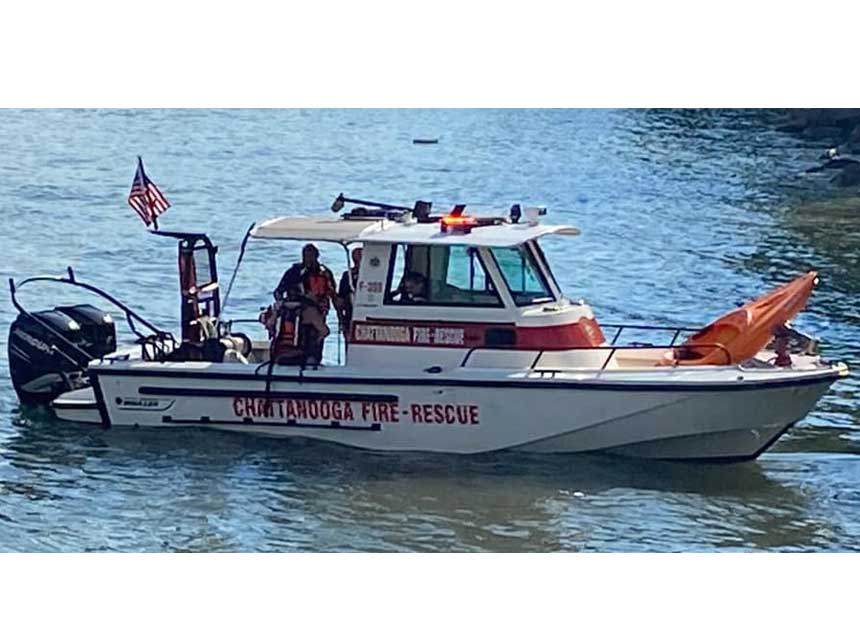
[332,193,434,222]
[330,194,549,227]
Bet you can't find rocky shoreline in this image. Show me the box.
[776,109,860,150]
[776,109,860,188]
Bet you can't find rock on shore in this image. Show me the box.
[777,109,860,188]
[776,108,860,151]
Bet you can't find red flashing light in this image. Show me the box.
[442,215,476,226]
[440,215,477,233]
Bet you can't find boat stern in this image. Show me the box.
[52,386,102,424]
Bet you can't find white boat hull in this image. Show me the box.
[51,358,845,461]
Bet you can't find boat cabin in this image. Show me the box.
[245,201,607,369]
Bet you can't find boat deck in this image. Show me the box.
[89,347,845,389]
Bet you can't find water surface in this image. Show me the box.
[0,109,857,551]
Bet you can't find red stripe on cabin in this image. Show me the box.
[517,316,605,349]
[351,317,604,350]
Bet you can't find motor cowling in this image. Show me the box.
[56,304,117,358]
[7,305,116,404]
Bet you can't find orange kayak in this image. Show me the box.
[660,271,818,366]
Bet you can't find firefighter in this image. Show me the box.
[337,246,362,334]
[397,271,428,303]
[274,243,344,363]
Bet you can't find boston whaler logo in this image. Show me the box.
[13,329,52,354]
[116,397,173,411]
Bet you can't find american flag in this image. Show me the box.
[128,157,170,227]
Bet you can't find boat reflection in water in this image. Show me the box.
[4,407,842,552]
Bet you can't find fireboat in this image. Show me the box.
[7,194,847,460]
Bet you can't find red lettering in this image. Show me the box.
[378,403,390,422]
[257,398,272,418]
[444,405,456,424]
[406,403,478,426]
[236,396,414,425]
[456,406,469,424]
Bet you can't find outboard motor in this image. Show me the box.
[7,305,116,404]
[56,304,117,357]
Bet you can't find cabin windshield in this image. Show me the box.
[490,244,555,306]
[385,244,502,307]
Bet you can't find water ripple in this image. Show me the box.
[0,109,858,551]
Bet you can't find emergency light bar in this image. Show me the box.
[440,215,504,234]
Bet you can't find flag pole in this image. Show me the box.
[138,155,160,230]
[130,156,168,230]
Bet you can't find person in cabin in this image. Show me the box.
[397,271,428,304]
[337,246,363,333]
[274,244,343,351]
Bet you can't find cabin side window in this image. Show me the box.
[384,244,502,307]
[193,247,217,290]
[490,245,555,306]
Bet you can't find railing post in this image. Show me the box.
[601,347,617,371]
